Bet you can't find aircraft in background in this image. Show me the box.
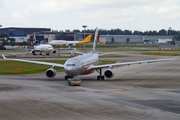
[48,34,92,46]
[2,28,178,80]
[31,33,56,55]
[31,44,56,55]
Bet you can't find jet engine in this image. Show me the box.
[46,68,56,78]
[31,50,35,54]
[31,50,36,55]
[32,40,39,45]
[52,50,56,53]
[104,69,114,79]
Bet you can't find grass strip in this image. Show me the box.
[0,60,115,75]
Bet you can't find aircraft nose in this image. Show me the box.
[65,67,81,77]
[64,58,81,76]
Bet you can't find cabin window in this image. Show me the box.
[67,64,75,66]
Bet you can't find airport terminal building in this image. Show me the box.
[0,27,88,44]
[99,35,174,44]
[0,27,51,44]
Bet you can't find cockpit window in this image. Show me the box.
[66,64,75,66]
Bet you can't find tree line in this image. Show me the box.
[53,28,179,36]
[0,33,15,49]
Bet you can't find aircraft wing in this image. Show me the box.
[75,52,87,55]
[99,52,117,56]
[73,52,117,56]
[88,57,178,71]
[2,55,64,68]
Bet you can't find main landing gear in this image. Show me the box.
[96,69,104,80]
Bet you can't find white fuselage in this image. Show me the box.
[33,44,53,52]
[49,40,79,46]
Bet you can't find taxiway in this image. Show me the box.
[0,55,180,120]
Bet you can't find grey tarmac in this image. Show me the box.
[0,55,180,120]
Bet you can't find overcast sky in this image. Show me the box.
[0,0,180,31]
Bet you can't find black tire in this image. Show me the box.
[65,76,69,80]
[97,76,100,80]
[101,76,104,80]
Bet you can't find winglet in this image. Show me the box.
[2,54,6,59]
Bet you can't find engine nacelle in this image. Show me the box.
[31,50,36,55]
[31,50,35,53]
[52,50,56,53]
[46,68,56,78]
[104,69,114,79]
[32,40,39,45]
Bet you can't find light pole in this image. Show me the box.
[168,27,171,36]
[82,25,87,53]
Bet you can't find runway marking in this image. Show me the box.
[63,88,79,91]
[105,89,122,91]
[116,92,124,94]
[85,90,92,92]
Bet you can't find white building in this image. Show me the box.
[158,39,172,44]
[8,35,28,42]
[99,35,173,44]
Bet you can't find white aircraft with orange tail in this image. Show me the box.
[48,34,92,46]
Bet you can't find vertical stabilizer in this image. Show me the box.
[93,27,98,52]
[32,33,39,45]
[33,33,36,41]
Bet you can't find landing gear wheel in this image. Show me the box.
[65,75,69,80]
[96,68,105,80]
[97,76,104,80]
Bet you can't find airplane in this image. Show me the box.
[2,27,178,80]
[31,44,56,55]
[48,34,92,46]
[31,33,56,55]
